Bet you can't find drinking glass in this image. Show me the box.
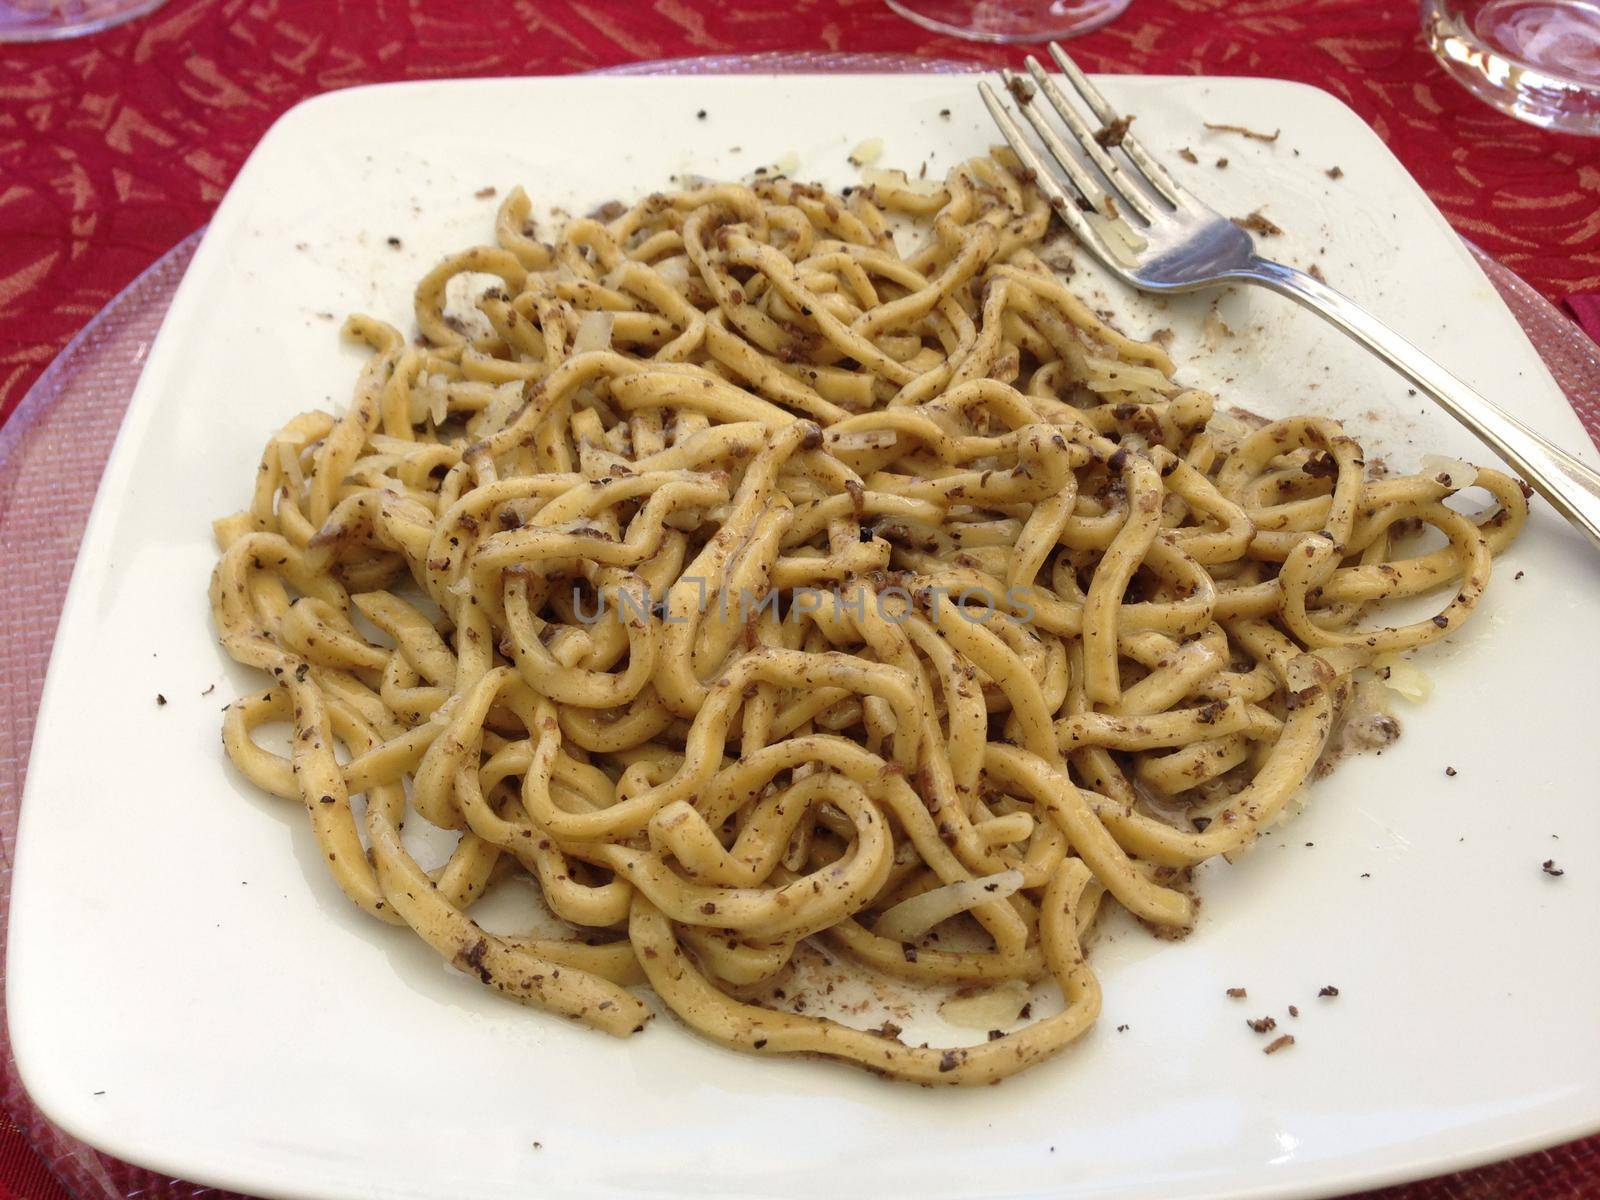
[1423,0,1600,134]
[885,0,1130,44]
[0,0,167,42]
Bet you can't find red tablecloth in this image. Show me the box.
[1,2,1597,1198]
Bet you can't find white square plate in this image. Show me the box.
[9,74,1600,1200]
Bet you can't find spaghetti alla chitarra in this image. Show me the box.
[212,151,1525,1085]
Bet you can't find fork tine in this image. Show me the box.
[977,81,1116,264]
[1046,42,1189,209]
[972,81,1139,281]
[998,71,1117,220]
[1021,57,1157,223]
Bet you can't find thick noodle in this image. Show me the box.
[211,153,1525,1084]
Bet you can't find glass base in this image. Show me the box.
[885,0,1130,44]
[1423,0,1600,134]
[0,0,167,42]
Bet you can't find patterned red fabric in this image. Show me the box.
[1567,294,1600,343]
[0,2,1596,1198]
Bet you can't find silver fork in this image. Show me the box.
[979,45,1600,551]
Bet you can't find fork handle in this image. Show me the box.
[1240,257,1600,550]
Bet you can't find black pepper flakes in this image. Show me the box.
[1318,985,1340,997]
[1542,859,1565,877]
[1094,114,1134,148]
[155,693,167,706]
[1231,211,1283,237]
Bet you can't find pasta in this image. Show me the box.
[211,151,1526,1085]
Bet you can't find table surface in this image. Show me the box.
[0,2,1597,1198]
